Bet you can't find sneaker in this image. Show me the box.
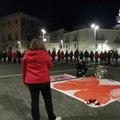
[55,116,62,120]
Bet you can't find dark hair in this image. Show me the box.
[29,38,46,50]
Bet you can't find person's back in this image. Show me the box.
[22,49,53,84]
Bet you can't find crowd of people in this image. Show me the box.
[49,49,120,65]
[0,50,24,63]
[0,48,119,65]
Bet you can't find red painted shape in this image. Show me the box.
[53,76,120,106]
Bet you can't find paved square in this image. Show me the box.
[0,63,120,120]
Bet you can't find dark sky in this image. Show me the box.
[0,0,120,31]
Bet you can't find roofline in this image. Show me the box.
[0,12,42,21]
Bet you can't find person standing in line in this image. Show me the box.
[79,51,84,60]
[64,50,69,63]
[3,50,7,63]
[17,50,22,63]
[94,51,99,63]
[51,49,56,63]
[0,51,3,63]
[57,49,61,63]
[60,51,64,63]
[89,51,94,62]
[74,49,79,62]
[69,50,73,63]
[22,38,61,120]
[84,50,89,63]
[12,51,17,63]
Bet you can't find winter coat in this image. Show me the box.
[22,50,53,84]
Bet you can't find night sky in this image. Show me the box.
[0,0,120,31]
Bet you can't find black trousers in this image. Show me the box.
[28,82,56,120]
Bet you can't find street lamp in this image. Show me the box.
[41,29,46,41]
[91,24,99,50]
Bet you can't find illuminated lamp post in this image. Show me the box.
[41,29,46,42]
[91,24,99,50]
[60,40,63,48]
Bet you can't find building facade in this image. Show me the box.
[63,28,120,53]
[0,12,45,51]
[0,12,120,54]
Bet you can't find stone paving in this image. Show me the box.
[0,63,120,120]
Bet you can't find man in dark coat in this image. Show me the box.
[76,60,88,77]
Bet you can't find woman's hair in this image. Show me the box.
[29,38,46,50]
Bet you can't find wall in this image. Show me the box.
[63,28,120,53]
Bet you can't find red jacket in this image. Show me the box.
[22,50,53,84]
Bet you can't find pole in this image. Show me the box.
[43,33,44,41]
[94,28,96,50]
[41,29,46,41]
[91,24,99,51]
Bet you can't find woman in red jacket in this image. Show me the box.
[22,38,61,120]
